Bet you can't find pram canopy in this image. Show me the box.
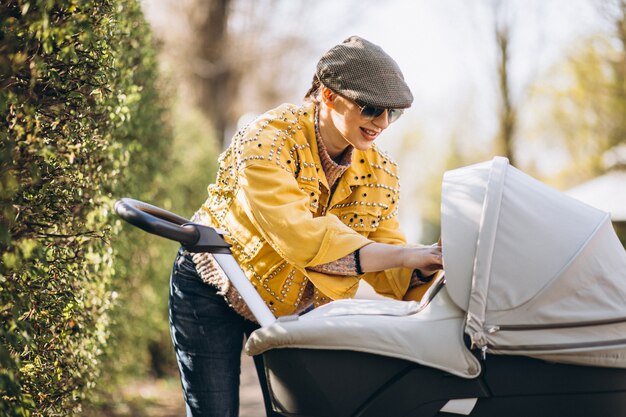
[442,156,626,367]
[247,157,626,374]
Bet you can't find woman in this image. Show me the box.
[169,36,442,417]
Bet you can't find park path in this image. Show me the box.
[120,351,265,417]
[122,283,382,417]
[239,352,267,417]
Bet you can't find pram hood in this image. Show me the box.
[442,156,626,367]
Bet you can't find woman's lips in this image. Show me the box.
[360,127,379,141]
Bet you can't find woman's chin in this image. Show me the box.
[353,140,375,151]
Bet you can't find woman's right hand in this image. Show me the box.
[358,242,442,274]
[402,244,442,276]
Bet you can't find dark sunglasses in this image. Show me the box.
[356,103,404,123]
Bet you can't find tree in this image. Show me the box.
[148,0,360,148]
[484,0,548,167]
[527,0,626,185]
[184,0,236,146]
[598,0,626,153]
[493,1,518,166]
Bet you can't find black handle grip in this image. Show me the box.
[114,198,231,253]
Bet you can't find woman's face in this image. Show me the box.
[322,89,391,154]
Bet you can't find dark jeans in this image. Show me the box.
[169,249,280,417]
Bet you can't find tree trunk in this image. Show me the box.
[188,0,238,147]
[495,15,517,166]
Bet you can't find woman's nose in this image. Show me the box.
[372,110,391,129]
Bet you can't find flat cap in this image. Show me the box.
[316,36,413,109]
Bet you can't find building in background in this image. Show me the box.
[567,146,626,246]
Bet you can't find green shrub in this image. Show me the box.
[0,0,173,415]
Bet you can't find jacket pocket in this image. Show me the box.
[224,207,264,260]
[335,207,383,233]
[300,184,322,214]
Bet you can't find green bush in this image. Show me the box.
[0,0,174,415]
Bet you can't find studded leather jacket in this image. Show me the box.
[192,102,413,317]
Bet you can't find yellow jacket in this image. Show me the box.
[198,102,413,316]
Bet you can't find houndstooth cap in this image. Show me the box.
[316,36,413,109]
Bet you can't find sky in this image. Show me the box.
[312,1,603,150]
[141,0,609,241]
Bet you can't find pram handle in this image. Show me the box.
[114,198,231,253]
[114,198,277,327]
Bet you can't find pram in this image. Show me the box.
[116,157,626,416]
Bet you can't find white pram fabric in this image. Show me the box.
[246,156,626,374]
[246,282,481,378]
[442,157,626,368]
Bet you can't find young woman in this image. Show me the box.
[169,36,443,417]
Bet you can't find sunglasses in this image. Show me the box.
[356,103,404,124]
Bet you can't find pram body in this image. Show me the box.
[116,157,626,416]
[259,347,626,416]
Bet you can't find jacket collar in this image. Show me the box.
[329,149,379,207]
[305,104,331,192]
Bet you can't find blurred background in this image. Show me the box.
[142,0,626,243]
[2,0,625,416]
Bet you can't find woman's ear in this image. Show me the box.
[321,87,335,109]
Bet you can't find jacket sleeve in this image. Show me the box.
[237,161,372,268]
[360,209,414,300]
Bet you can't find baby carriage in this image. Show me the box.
[116,157,626,417]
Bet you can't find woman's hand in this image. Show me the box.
[402,244,442,277]
[359,242,442,273]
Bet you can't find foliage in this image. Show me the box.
[0,0,177,414]
[528,31,626,186]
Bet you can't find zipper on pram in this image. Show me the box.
[486,316,626,332]
[469,331,491,359]
[476,316,626,352]
[485,338,626,352]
